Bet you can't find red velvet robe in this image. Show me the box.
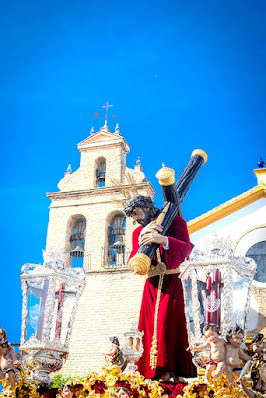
[129,216,195,379]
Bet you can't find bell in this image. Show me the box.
[112,240,124,254]
[113,234,123,243]
[97,171,105,182]
[70,240,84,258]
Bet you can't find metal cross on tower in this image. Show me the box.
[102,101,113,122]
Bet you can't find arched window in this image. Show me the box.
[95,157,106,187]
[107,214,126,265]
[246,241,266,283]
[69,217,86,267]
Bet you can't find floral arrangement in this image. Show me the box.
[80,366,165,398]
[183,374,253,398]
[0,365,253,398]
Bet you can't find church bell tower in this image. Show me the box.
[45,121,155,375]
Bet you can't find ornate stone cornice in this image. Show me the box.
[78,135,130,154]
[47,182,155,204]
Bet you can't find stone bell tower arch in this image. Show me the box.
[45,121,155,375]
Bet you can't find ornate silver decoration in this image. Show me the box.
[179,234,257,349]
[20,259,86,386]
[222,265,233,338]
[204,296,221,312]
[123,321,144,373]
[42,247,70,267]
[191,269,202,342]
[261,348,266,383]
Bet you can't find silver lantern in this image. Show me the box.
[20,248,86,386]
[261,348,266,384]
[179,234,257,348]
[123,321,144,373]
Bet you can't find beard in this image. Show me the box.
[137,209,151,227]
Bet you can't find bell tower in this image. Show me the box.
[45,121,155,375]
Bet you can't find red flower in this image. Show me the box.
[115,381,131,389]
[114,381,139,398]
[92,380,107,394]
[159,380,187,397]
[195,384,207,390]
[43,391,58,398]
[131,388,139,398]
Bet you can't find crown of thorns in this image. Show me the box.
[123,195,155,216]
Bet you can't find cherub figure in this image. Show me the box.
[0,329,7,340]
[225,325,252,385]
[190,323,226,383]
[59,384,75,398]
[102,336,127,371]
[0,335,20,390]
[249,333,266,392]
[110,387,130,398]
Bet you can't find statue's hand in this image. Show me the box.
[139,221,163,239]
[139,231,167,247]
[139,221,166,246]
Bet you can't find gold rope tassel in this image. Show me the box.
[150,249,165,370]
[150,336,158,370]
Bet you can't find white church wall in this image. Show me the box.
[234,226,266,257]
[247,294,259,332]
[190,198,266,248]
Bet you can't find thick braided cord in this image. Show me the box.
[150,248,165,369]
[149,249,181,370]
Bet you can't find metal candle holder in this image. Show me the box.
[123,321,144,373]
[179,235,257,347]
[20,249,86,386]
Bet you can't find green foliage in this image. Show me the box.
[52,374,70,388]
[51,374,84,388]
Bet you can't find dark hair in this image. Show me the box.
[203,323,220,335]
[116,387,130,396]
[0,338,9,347]
[64,385,74,390]
[251,333,264,344]
[226,325,244,342]
[124,195,160,218]
[110,336,120,346]
[0,328,7,339]
[59,384,75,393]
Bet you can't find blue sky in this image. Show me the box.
[0,0,265,348]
